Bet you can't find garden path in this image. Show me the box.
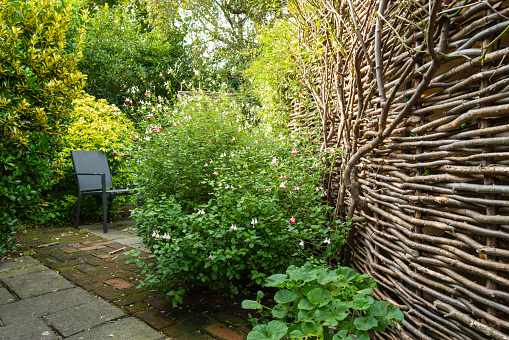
[0,219,251,339]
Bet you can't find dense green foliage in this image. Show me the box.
[243,263,404,340]
[129,93,348,305]
[0,0,87,257]
[42,93,133,225]
[79,0,190,112]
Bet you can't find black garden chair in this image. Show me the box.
[71,150,132,233]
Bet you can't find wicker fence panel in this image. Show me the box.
[288,0,509,338]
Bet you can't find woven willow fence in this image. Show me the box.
[286,0,509,338]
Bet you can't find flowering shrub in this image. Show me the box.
[130,91,250,205]
[130,93,350,305]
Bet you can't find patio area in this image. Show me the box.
[0,219,251,340]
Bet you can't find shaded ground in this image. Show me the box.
[1,219,253,339]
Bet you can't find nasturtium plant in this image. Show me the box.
[243,263,404,340]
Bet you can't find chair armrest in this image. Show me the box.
[72,172,107,176]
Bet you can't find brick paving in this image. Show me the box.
[1,219,252,339]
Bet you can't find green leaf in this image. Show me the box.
[307,287,332,307]
[387,306,405,323]
[297,297,315,310]
[335,267,358,283]
[300,322,323,337]
[274,289,300,304]
[298,309,314,321]
[272,305,288,319]
[288,263,318,282]
[352,297,371,310]
[242,300,263,310]
[354,331,370,340]
[247,321,288,340]
[290,330,306,339]
[265,274,288,287]
[332,330,352,340]
[353,316,378,331]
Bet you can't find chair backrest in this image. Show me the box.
[71,150,114,191]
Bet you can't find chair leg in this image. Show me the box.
[75,193,82,229]
[102,193,108,233]
[107,196,114,223]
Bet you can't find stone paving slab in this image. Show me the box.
[67,317,165,340]
[0,287,95,325]
[3,269,74,299]
[0,258,48,280]
[0,287,16,305]
[43,298,126,337]
[0,318,59,340]
[0,256,38,271]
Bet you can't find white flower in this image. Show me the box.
[294,186,300,191]
[152,231,160,238]
[299,240,304,247]
[197,209,205,215]
[271,157,278,165]
[230,224,237,230]
[279,182,286,189]
[162,233,171,240]
[324,237,331,244]
[251,218,258,225]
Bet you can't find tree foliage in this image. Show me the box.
[79,0,190,112]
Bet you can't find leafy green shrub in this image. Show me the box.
[79,1,190,113]
[130,92,349,305]
[0,0,87,257]
[243,263,404,340]
[43,93,134,225]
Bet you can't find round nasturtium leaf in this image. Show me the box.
[274,289,300,304]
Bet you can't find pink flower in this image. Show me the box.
[204,163,209,167]
[291,150,298,155]
[279,175,287,180]
[246,147,250,150]
[331,150,336,155]
[279,182,286,189]
[213,171,219,175]
[289,217,295,224]
[265,188,270,192]
[147,114,154,119]
[159,73,163,77]
[232,137,235,142]
[208,255,212,259]
[218,183,222,187]
[230,224,237,230]
[255,141,258,145]
[131,211,135,215]
[145,90,151,94]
